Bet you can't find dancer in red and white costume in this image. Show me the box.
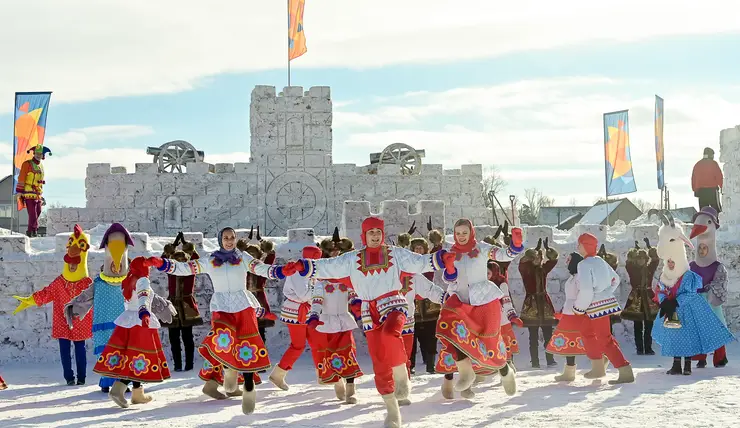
[269,246,325,390]
[435,219,523,399]
[488,261,523,365]
[400,272,446,377]
[292,217,455,428]
[149,227,290,415]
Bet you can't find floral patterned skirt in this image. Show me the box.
[93,325,171,382]
[500,323,519,358]
[198,360,263,385]
[199,308,270,374]
[316,330,363,384]
[435,295,507,374]
[546,314,587,356]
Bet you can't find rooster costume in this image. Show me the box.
[269,246,325,391]
[295,216,453,428]
[151,227,291,415]
[13,224,93,385]
[93,257,173,408]
[435,218,523,400]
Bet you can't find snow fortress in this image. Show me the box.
[44,85,488,237]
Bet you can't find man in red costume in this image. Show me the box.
[290,217,455,428]
[691,147,723,212]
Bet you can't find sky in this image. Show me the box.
[2,0,740,211]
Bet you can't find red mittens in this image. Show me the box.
[281,261,299,277]
[510,227,523,249]
[262,312,278,321]
[511,317,524,327]
[554,312,563,321]
[350,302,362,319]
[307,317,323,330]
[140,314,151,328]
[441,251,457,274]
[147,257,164,268]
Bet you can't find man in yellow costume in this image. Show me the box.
[15,144,52,237]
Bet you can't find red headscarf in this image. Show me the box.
[361,217,385,264]
[451,218,477,254]
[122,257,152,301]
[578,233,598,257]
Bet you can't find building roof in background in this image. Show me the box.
[669,207,698,223]
[557,213,584,230]
[538,206,591,225]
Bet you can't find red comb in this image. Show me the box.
[73,224,83,238]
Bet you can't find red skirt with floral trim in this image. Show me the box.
[501,323,520,358]
[0,374,6,389]
[93,325,171,382]
[198,360,263,386]
[317,330,363,384]
[546,314,587,356]
[199,308,270,373]
[435,295,507,374]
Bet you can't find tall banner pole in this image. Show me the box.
[287,0,291,87]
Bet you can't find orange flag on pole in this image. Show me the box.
[288,0,307,60]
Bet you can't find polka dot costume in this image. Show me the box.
[652,271,734,357]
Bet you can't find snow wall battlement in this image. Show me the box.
[45,84,488,238]
[4,221,740,363]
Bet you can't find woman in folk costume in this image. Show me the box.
[399,271,446,378]
[597,244,622,335]
[435,218,523,399]
[647,210,733,375]
[308,239,364,404]
[94,257,175,408]
[488,260,523,365]
[269,246,325,390]
[238,226,277,345]
[622,238,660,355]
[160,233,203,372]
[689,206,729,368]
[572,233,633,384]
[291,216,455,428]
[149,227,291,415]
[518,237,559,368]
[12,224,94,385]
[547,252,586,382]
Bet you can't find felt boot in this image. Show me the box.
[460,387,475,399]
[555,364,576,382]
[333,379,346,400]
[454,358,475,392]
[109,381,129,408]
[473,374,486,385]
[269,365,290,391]
[381,393,402,428]
[683,358,692,375]
[500,364,517,396]
[202,380,227,400]
[242,386,257,415]
[223,368,239,393]
[131,386,153,404]
[608,364,635,384]
[441,376,454,399]
[392,364,411,406]
[666,358,682,375]
[584,359,606,379]
[345,381,357,404]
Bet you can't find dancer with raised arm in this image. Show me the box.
[148,227,291,415]
[290,216,454,428]
[436,219,523,399]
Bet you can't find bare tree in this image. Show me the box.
[568,197,578,206]
[631,197,658,213]
[481,165,506,208]
[520,188,555,224]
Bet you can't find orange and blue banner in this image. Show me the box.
[12,92,52,193]
[603,109,637,196]
[288,0,307,60]
[655,95,665,190]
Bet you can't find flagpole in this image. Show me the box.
[287,0,291,87]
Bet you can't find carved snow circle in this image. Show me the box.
[266,171,327,230]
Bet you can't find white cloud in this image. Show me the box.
[1,1,739,110]
[45,125,155,148]
[333,77,740,210]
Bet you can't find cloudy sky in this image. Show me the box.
[2,0,740,210]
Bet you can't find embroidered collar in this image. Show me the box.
[100,272,125,284]
[357,247,393,276]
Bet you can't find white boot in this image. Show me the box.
[501,364,517,396]
[441,376,454,399]
[555,364,576,382]
[269,366,290,391]
[109,381,129,408]
[242,386,257,415]
[460,387,475,399]
[392,364,411,406]
[454,358,475,392]
[345,381,357,404]
[473,374,486,385]
[202,380,227,400]
[333,379,346,400]
[223,368,239,393]
[381,393,402,428]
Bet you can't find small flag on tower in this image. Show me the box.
[288,0,307,61]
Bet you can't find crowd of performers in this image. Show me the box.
[5,206,735,428]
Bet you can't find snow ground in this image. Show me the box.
[2,342,740,428]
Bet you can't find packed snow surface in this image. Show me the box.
[2,342,740,427]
